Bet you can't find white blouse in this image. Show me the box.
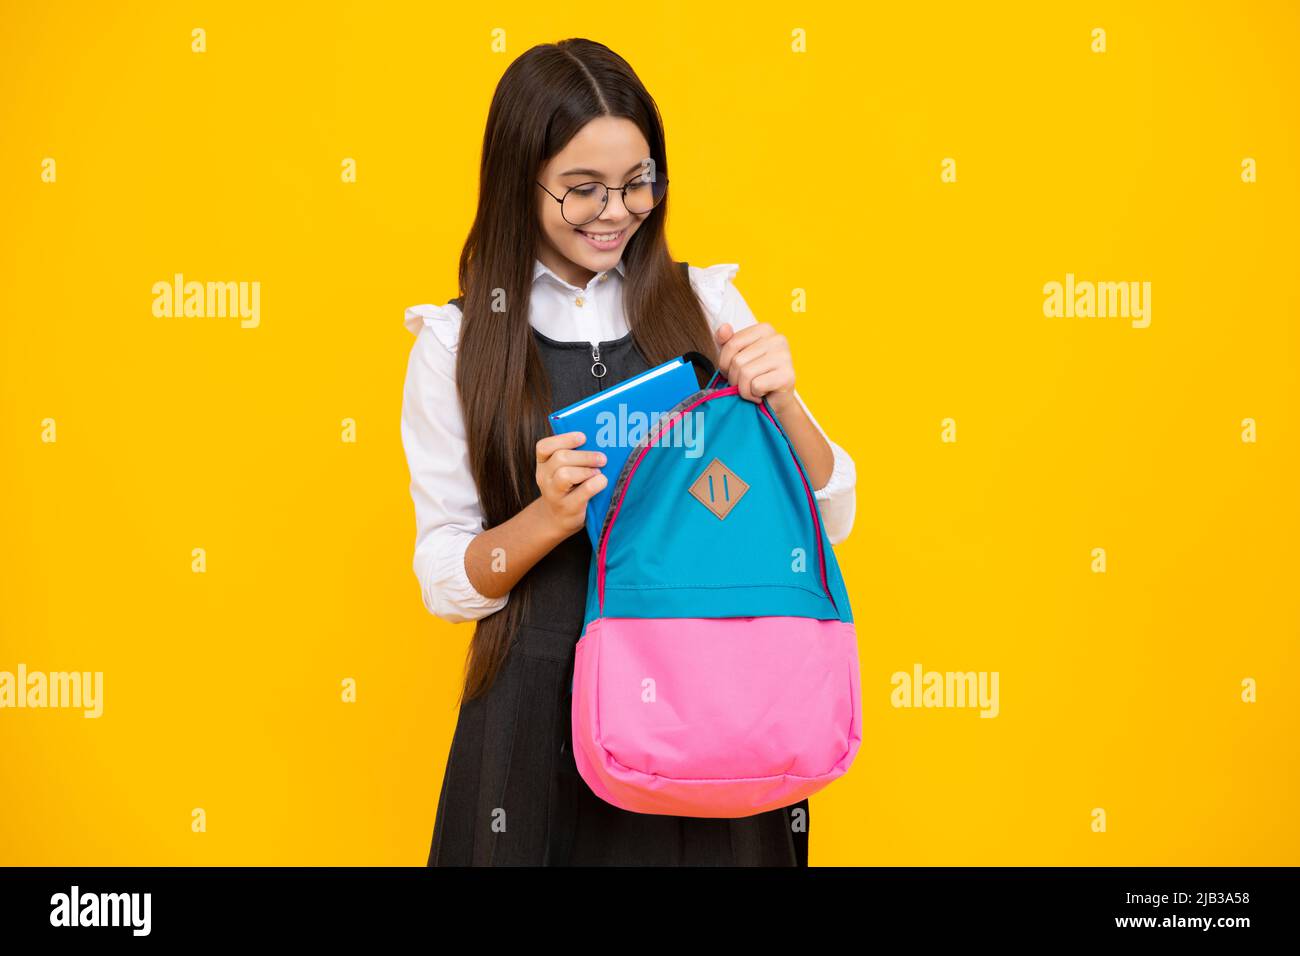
[400,258,858,624]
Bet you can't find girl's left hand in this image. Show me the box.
[714,321,796,406]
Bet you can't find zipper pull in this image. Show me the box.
[591,342,607,380]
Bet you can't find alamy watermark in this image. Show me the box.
[50,886,150,935]
[0,664,103,717]
[1043,272,1151,328]
[152,273,260,328]
[891,662,1000,718]
[592,404,705,459]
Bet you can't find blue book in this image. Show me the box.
[548,355,700,549]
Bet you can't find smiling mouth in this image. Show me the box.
[575,227,625,244]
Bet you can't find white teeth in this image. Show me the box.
[580,230,622,240]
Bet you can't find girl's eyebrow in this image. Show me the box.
[559,161,647,179]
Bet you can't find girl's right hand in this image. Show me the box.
[535,431,608,537]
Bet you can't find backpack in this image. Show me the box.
[570,360,861,818]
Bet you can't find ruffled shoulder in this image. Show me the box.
[403,301,463,353]
[686,262,740,325]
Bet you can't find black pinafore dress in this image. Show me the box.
[426,263,810,866]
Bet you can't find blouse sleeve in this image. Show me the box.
[687,264,858,545]
[400,303,510,623]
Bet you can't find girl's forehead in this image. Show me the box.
[548,117,651,173]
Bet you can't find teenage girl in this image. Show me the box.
[400,38,857,866]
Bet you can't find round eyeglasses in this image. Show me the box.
[537,174,669,226]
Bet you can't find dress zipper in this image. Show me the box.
[590,342,607,384]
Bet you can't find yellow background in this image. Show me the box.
[1,1,1296,865]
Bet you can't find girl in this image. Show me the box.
[400,37,857,866]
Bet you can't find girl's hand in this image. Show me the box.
[714,321,796,406]
[534,431,607,537]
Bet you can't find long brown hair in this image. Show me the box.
[451,38,718,703]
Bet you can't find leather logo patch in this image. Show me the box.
[688,457,749,519]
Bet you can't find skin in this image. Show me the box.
[464,116,835,599]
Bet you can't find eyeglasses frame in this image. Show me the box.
[536,173,670,226]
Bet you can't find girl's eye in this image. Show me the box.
[572,184,600,198]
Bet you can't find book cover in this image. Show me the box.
[548,355,701,549]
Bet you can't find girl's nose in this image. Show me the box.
[600,188,630,220]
